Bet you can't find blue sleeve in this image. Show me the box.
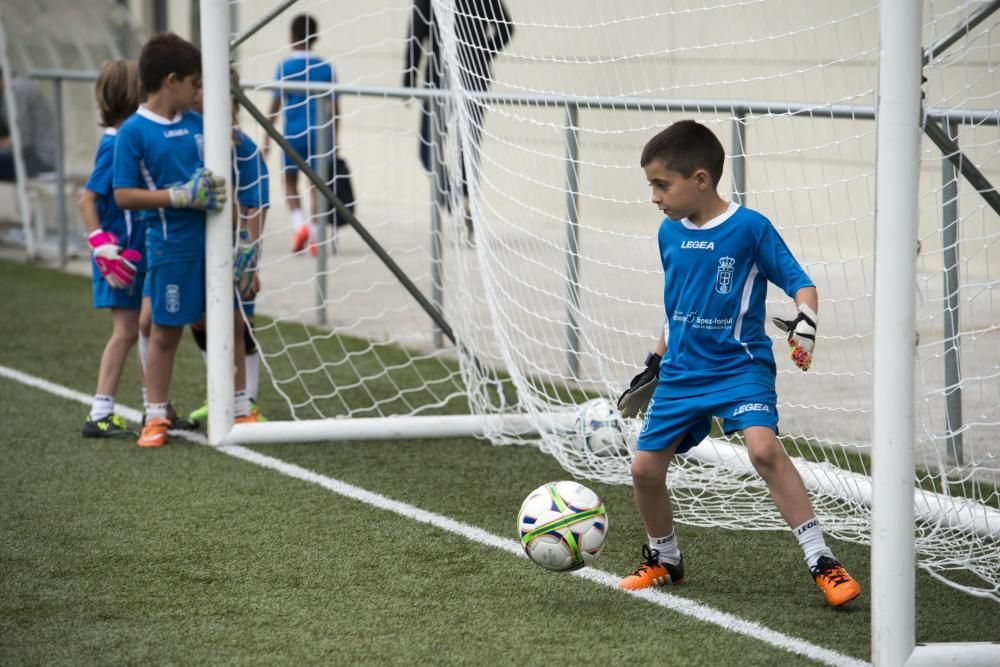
[84,139,113,196]
[755,219,814,298]
[112,124,145,190]
[273,60,284,99]
[235,134,270,208]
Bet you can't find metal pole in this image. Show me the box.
[315,95,331,325]
[923,0,1000,65]
[53,78,67,268]
[871,0,922,664]
[201,0,235,445]
[429,91,444,350]
[563,104,581,379]
[941,121,963,466]
[230,0,299,49]
[730,108,747,206]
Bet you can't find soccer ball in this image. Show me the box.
[517,481,608,571]
[576,398,630,457]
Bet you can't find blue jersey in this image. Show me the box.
[84,128,146,271]
[234,130,270,209]
[657,202,813,397]
[274,52,335,141]
[113,106,206,267]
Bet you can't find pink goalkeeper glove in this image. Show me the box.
[88,230,142,289]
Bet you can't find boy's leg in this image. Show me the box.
[137,322,183,447]
[740,425,861,607]
[83,308,139,438]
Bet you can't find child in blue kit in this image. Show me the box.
[112,33,230,447]
[79,59,144,438]
[262,13,337,254]
[616,120,861,607]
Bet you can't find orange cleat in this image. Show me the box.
[811,556,861,606]
[137,416,171,448]
[292,225,310,253]
[619,545,684,590]
[309,242,318,256]
[234,412,259,425]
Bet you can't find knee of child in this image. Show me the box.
[631,456,666,490]
[746,433,781,472]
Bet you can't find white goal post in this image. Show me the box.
[198,1,1000,663]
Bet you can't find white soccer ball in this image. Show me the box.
[517,481,608,571]
[577,398,630,457]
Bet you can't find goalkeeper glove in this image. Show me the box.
[617,352,661,418]
[168,167,226,211]
[233,227,259,297]
[771,303,818,371]
[88,230,141,289]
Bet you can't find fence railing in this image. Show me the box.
[25,68,1000,462]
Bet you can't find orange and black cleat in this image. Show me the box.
[811,556,861,606]
[619,545,684,591]
[137,416,171,448]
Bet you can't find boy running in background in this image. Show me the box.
[113,33,232,447]
[616,120,861,607]
[79,60,144,438]
[262,13,337,255]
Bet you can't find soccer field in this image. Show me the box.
[1,258,997,665]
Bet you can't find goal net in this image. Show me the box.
[224,0,999,600]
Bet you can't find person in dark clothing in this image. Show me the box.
[0,66,57,181]
[402,0,514,213]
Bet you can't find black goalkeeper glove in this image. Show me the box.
[617,352,661,418]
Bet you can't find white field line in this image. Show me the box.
[1,364,867,667]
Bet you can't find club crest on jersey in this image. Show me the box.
[715,256,736,294]
[165,284,181,313]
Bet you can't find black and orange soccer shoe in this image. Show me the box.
[619,545,685,591]
[811,556,861,607]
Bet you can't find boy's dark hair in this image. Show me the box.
[138,33,201,93]
[291,14,319,47]
[641,120,725,188]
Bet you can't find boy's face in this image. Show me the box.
[643,160,712,220]
[165,72,202,111]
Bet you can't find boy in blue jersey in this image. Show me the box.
[79,60,143,438]
[113,33,230,448]
[189,70,271,424]
[616,120,860,607]
[262,13,338,255]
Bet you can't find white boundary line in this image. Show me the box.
[0,364,867,667]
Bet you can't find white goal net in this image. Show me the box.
[224,0,999,600]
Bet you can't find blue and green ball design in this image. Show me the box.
[518,481,608,571]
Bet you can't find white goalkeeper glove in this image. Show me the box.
[771,303,817,371]
[617,352,661,418]
[88,230,141,289]
[168,167,227,211]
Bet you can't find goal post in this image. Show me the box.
[198,1,1000,653]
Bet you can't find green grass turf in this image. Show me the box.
[1,258,998,664]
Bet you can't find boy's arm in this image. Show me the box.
[115,168,226,211]
[78,189,102,235]
[262,95,282,158]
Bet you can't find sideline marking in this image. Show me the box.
[0,364,868,667]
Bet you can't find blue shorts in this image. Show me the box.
[637,383,779,454]
[282,133,320,173]
[148,258,206,327]
[91,263,143,310]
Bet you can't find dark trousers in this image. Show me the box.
[418,84,487,200]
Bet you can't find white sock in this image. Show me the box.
[291,207,306,230]
[649,531,681,565]
[89,394,114,421]
[141,387,149,413]
[147,402,169,420]
[793,517,834,569]
[235,390,250,418]
[138,333,149,373]
[245,352,260,402]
